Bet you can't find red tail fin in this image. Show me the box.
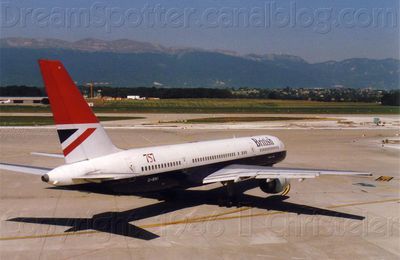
[38,60,119,163]
[38,60,98,124]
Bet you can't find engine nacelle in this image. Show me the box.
[259,178,290,194]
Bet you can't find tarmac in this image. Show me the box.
[0,114,399,259]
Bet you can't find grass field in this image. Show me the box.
[166,116,328,124]
[0,116,144,126]
[0,99,398,114]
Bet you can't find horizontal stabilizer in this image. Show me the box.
[31,152,64,158]
[72,173,136,183]
[203,164,371,184]
[0,163,51,175]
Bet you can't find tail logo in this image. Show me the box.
[57,129,78,143]
[58,128,96,156]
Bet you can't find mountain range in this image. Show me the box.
[1,37,399,89]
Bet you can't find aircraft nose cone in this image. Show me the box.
[41,174,49,183]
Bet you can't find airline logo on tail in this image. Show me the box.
[38,60,119,164]
[57,127,96,156]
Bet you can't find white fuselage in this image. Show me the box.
[46,135,285,185]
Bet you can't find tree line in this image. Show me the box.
[0,85,399,106]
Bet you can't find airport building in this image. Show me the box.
[0,96,48,104]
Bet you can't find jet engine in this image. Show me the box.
[259,178,290,195]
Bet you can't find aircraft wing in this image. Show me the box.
[0,163,51,175]
[203,164,371,184]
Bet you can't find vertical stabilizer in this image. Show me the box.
[38,59,120,163]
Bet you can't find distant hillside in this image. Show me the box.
[1,38,399,88]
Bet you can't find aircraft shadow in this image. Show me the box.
[8,181,364,240]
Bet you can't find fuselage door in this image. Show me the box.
[124,157,137,174]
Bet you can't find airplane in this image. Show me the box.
[0,59,371,203]
[0,98,11,104]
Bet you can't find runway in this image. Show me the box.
[0,117,399,259]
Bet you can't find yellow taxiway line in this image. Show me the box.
[0,197,398,241]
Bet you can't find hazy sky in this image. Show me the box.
[1,0,399,62]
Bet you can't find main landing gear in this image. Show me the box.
[219,181,240,207]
